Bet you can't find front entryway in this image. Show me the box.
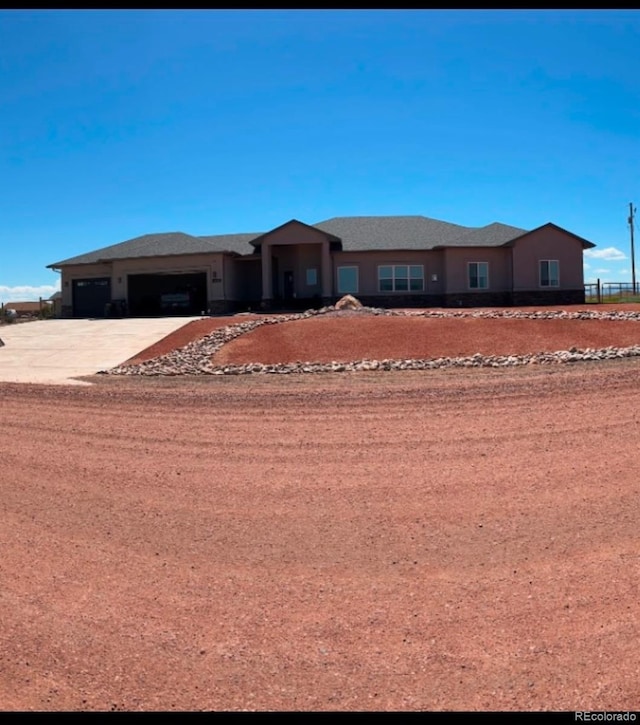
[283,271,295,300]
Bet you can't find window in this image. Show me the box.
[337,266,358,294]
[540,260,559,287]
[76,279,109,287]
[306,268,318,286]
[378,265,424,292]
[468,262,489,289]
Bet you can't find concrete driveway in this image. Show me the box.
[0,317,201,385]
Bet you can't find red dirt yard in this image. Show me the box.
[213,314,640,365]
[124,304,640,367]
[3,306,640,712]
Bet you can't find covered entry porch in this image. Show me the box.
[250,220,339,308]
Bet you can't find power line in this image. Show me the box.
[629,202,637,295]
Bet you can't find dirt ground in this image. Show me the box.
[213,315,640,365]
[2,354,640,711]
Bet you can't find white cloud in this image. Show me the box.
[584,246,627,260]
[583,262,591,269]
[0,284,60,305]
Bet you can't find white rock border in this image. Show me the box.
[101,305,640,377]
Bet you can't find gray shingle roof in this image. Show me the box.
[197,233,262,254]
[313,215,473,251]
[49,232,208,267]
[50,215,583,268]
[439,222,529,248]
[48,231,261,267]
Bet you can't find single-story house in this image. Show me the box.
[1,299,55,318]
[1,301,42,315]
[48,215,595,317]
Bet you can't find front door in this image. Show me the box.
[283,271,294,300]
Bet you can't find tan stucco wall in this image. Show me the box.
[443,247,512,294]
[511,227,585,290]
[222,255,238,300]
[331,250,445,295]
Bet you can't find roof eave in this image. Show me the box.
[339,245,436,253]
[431,243,510,250]
[49,248,233,267]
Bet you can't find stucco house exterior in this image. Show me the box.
[48,215,595,318]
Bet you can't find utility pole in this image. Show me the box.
[629,202,637,295]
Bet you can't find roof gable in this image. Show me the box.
[250,218,341,247]
[504,222,596,249]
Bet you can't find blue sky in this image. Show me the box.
[1,9,639,303]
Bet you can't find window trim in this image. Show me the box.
[337,265,359,294]
[377,264,424,293]
[539,259,560,288]
[467,261,489,290]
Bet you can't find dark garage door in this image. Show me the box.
[72,278,112,318]
[127,272,208,317]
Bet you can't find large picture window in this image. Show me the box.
[378,265,424,292]
[337,266,358,294]
[468,262,489,290]
[540,260,559,287]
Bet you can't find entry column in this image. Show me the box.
[261,242,272,303]
[321,241,332,299]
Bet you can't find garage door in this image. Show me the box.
[127,272,208,317]
[72,278,112,318]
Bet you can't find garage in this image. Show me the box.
[72,277,112,318]
[127,272,208,317]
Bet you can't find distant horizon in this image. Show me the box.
[2,9,639,302]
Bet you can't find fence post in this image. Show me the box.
[597,278,601,304]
